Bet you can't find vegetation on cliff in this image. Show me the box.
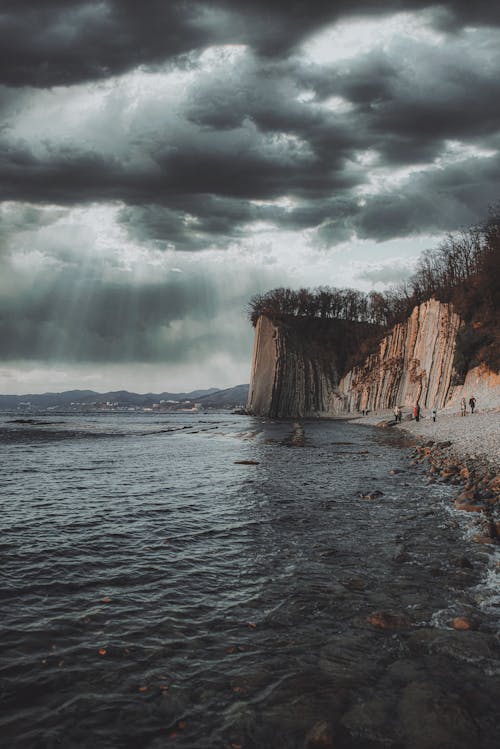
[248,207,500,376]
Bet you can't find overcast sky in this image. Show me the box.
[1,1,499,393]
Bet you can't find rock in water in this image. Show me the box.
[367,611,411,629]
[304,720,335,748]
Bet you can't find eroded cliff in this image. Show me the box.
[247,299,480,417]
[332,299,462,414]
[246,315,340,417]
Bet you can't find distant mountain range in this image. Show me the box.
[0,385,249,410]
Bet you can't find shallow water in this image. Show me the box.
[0,413,499,748]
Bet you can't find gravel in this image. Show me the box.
[348,408,500,470]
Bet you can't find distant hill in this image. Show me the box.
[0,386,241,410]
[196,384,249,408]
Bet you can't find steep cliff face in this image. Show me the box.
[247,299,472,417]
[247,315,340,417]
[332,299,462,414]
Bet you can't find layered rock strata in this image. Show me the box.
[332,300,462,414]
[247,299,468,417]
[246,315,339,417]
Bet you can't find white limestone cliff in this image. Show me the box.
[247,299,498,417]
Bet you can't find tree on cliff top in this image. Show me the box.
[248,206,500,372]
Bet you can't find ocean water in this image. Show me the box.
[0,412,499,749]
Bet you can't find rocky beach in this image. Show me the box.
[349,406,500,546]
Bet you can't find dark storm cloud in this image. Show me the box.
[318,151,500,245]
[0,271,223,362]
[1,1,500,252]
[2,1,500,88]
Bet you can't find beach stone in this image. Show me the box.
[399,681,479,748]
[367,611,411,629]
[441,467,458,479]
[359,490,384,500]
[489,476,500,494]
[436,441,452,448]
[304,720,335,748]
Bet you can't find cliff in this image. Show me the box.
[332,299,461,413]
[247,299,498,417]
[246,315,339,417]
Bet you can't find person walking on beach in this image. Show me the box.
[396,406,402,422]
[460,397,467,416]
[469,396,476,414]
[413,403,421,422]
[431,407,437,422]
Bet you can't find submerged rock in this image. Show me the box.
[367,611,411,629]
[399,680,479,748]
[451,617,475,631]
[304,720,335,748]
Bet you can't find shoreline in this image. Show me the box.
[348,407,500,544]
[347,408,500,471]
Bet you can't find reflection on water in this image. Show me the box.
[0,413,498,748]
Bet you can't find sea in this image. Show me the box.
[0,412,499,749]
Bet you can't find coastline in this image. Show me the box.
[348,407,499,544]
[348,407,500,471]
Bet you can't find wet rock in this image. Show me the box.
[287,422,306,447]
[234,460,260,465]
[345,577,366,591]
[341,698,389,743]
[451,617,475,631]
[455,488,479,501]
[367,611,411,629]
[359,490,384,500]
[471,534,495,545]
[304,720,335,748]
[436,441,452,448]
[389,468,403,474]
[320,634,382,685]
[489,476,500,494]
[407,628,497,662]
[399,681,479,748]
[454,556,473,569]
[453,498,487,513]
[387,658,426,683]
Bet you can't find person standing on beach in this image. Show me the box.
[431,407,437,422]
[413,403,421,422]
[469,396,476,414]
[461,397,467,416]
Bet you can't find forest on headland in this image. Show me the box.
[248,207,500,378]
